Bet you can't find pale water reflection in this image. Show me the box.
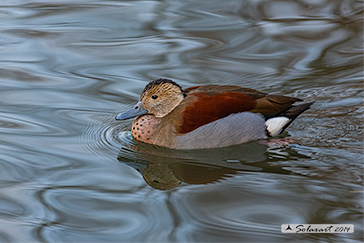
[0,0,363,242]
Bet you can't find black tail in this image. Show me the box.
[265,102,314,137]
[277,102,315,133]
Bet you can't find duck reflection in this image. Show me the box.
[117,139,308,190]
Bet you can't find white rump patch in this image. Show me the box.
[265,117,290,137]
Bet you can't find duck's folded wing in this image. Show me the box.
[251,95,302,115]
[177,86,301,133]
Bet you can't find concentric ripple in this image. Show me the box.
[82,110,136,159]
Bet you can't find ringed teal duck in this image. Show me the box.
[116,78,313,149]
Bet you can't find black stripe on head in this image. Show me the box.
[142,78,183,94]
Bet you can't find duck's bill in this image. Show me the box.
[115,101,148,120]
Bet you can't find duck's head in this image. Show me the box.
[115,78,185,120]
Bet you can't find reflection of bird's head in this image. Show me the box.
[143,163,181,190]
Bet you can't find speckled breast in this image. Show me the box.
[132,115,159,144]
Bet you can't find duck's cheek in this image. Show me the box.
[132,115,158,144]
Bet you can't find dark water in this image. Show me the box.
[0,0,363,242]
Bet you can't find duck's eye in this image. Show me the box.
[151,95,158,100]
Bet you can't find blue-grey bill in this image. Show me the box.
[115,101,148,120]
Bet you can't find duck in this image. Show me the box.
[115,78,314,150]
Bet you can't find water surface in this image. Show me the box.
[0,0,363,242]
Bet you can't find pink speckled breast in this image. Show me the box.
[131,115,159,144]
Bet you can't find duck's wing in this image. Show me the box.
[251,94,302,115]
[177,85,301,133]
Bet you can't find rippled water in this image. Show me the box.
[0,0,363,242]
